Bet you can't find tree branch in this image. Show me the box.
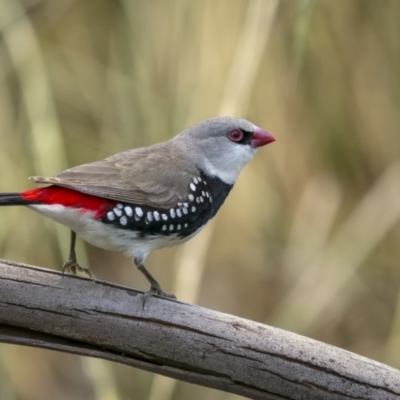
[0,259,398,399]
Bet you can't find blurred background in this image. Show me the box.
[0,0,400,399]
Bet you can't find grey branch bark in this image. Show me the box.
[0,260,399,400]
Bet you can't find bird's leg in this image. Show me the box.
[62,231,92,277]
[134,257,176,300]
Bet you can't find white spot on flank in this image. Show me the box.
[120,216,127,226]
[107,211,115,221]
[188,194,194,201]
[191,206,196,213]
[190,183,196,191]
[153,211,160,221]
[200,197,204,203]
[209,196,212,203]
[202,191,205,196]
[177,224,181,230]
[114,208,122,217]
[162,225,167,231]
[176,208,182,218]
[169,224,174,231]
[162,214,168,221]
[204,180,207,185]
[170,208,176,218]
[177,202,182,206]
[125,206,133,216]
[117,203,123,209]
[205,192,209,197]
[182,207,188,214]
[135,215,140,221]
[147,211,153,222]
[135,207,143,217]
[193,177,198,184]
[196,197,200,203]
[184,223,188,228]
[183,203,188,207]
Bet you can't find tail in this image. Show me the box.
[0,187,58,206]
[0,193,33,206]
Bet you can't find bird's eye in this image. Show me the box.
[227,129,244,142]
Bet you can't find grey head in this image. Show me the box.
[171,116,275,184]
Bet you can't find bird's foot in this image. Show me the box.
[142,283,176,308]
[62,257,92,277]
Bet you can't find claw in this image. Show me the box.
[62,231,92,277]
[142,283,176,308]
[135,259,176,308]
[62,258,92,277]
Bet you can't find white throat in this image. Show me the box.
[199,145,256,184]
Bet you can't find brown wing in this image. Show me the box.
[30,142,198,209]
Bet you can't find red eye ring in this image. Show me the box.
[227,129,243,142]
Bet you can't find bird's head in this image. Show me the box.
[173,116,275,184]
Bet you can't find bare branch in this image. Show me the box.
[0,259,399,399]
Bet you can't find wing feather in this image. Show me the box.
[30,143,198,209]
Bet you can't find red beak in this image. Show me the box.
[251,125,276,148]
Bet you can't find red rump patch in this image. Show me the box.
[21,186,116,218]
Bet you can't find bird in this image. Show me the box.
[0,116,275,298]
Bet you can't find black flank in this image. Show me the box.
[99,170,233,238]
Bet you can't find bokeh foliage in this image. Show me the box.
[0,0,400,399]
